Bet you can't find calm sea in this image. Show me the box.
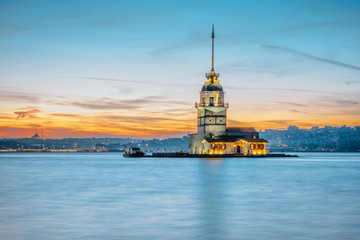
[1,152,360,240]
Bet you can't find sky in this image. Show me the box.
[0,0,360,139]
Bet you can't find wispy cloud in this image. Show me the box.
[81,76,197,87]
[227,86,337,95]
[0,90,39,103]
[334,99,359,105]
[278,96,360,117]
[14,110,41,119]
[150,30,205,55]
[263,45,360,71]
[49,112,187,123]
[97,114,192,123]
[275,101,308,107]
[60,96,189,110]
[81,77,146,84]
[228,118,313,129]
[345,81,358,85]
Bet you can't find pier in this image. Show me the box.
[146,152,298,158]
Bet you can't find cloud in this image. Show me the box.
[263,45,360,71]
[345,81,358,85]
[284,96,360,117]
[81,76,197,87]
[150,30,205,55]
[49,112,188,123]
[45,112,193,138]
[0,114,15,120]
[334,100,359,105]
[81,77,146,84]
[147,108,194,117]
[0,90,39,103]
[267,20,342,35]
[14,110,41,119]
[275,101,308,107]
[265,119,299,126]
[227,86,337,95]
[228,118,315,129]
[49,113,85,118]
[61,96,189,110]
[67,100,139,110]
[96,114,192,124]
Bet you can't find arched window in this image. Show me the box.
[209,97,214,106]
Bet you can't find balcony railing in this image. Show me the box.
[195,102,229,108]
[205,73,219,78]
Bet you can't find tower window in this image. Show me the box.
[218,96,222,104]
[209,97,214,106]
[202,97,205,105]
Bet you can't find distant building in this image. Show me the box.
[189,26,268,155]
[31,133,42,140]
[31,128,44,140]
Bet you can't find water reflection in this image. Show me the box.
[198,159,227,239]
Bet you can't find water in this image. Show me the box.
[1,152,360,240]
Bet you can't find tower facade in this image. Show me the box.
[196,25,228,139]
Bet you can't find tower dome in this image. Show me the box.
[201,83,223,92]
[201,72,223,92]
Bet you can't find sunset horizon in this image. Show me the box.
[1,0,359,139]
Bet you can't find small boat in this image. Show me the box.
[123,147,145,157]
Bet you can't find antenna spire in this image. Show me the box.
[211,24,215,71]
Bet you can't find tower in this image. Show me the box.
[189,26,268,156]
[195,25,228,139]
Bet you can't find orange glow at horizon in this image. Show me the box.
[1,106,359,139]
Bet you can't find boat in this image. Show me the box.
[123,147,145,157]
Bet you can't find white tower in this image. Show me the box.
[189,26,267,155]
[195,25,228,139]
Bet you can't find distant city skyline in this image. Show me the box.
[1,0,360,138]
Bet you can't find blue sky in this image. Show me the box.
[0,0,359,138]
